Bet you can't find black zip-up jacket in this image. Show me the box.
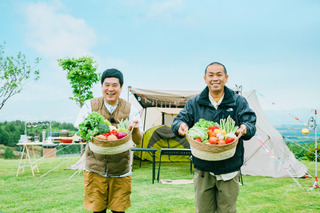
[172,86,256,175]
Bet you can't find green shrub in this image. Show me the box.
[305,142,320,162]
[4,147,15,159]
[287,142,310,160]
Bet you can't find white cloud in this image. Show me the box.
[125,0,187,22]
[96,56,128,71]
[9,0,100,118]
[21,1,97,59]
[147,0,183,19]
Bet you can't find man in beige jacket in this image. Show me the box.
[74,68,143,213]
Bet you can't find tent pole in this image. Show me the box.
[143,108,147,132]
[162,112,165,125]
[127,86,131,101]
[140,108,148,167]
[143,108,148,132]
[308,110,319,190]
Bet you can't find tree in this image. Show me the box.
[0,128,9,145]
[57,56,100,107]
[0,43,41,110]
[4,147,15,159]
[0,120,78,146]
[305,142,320,162]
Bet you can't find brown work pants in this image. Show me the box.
[83,171,131,212]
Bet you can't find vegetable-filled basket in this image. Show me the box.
[186,132,242,161]
[89,129,133,155]
[78,112,133,155]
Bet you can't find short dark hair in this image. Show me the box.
[205,62,227,75]
[101,68,124,87]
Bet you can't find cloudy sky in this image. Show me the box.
[0,0,319,125]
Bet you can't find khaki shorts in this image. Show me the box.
[83,171,132,212]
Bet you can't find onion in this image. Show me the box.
[116,131,127,139]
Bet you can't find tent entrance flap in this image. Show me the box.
[134,125,190,162]
[160,108,181,128]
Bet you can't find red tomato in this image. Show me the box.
[208,136,218,144]
[209,126,219,131]
[110,130,118,136]
[102,133,110,139]
[194,138,202,143]
[225,137,235,144]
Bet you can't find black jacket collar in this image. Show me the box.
[198,86,236,108]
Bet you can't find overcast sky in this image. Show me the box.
[0,0,319,125]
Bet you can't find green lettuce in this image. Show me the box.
[78,112,111,141]
[188,126,207,142]
[193,118,218,131]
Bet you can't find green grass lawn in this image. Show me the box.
[0,157,319,213]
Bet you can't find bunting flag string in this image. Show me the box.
[256,133,304,189]
[256,91,311,128]
[255,133,281,163]
[256,91,319,136]
[250,92,316,192]
[255,132,308,187]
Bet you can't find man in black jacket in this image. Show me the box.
[171,62,256,213]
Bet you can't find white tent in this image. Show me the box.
[129,87,308,178]
[241,90,308,177]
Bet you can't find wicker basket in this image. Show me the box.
[186,133,242,161]
[88,130,133,155]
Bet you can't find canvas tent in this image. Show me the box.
[129,87,308,177]
[240,90,308,177]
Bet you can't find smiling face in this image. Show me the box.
[101,77,122,105]
[204,64,229,95]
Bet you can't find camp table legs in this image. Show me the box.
[157,148,192,182]
[131,148,157,184]
[16,144,39,176]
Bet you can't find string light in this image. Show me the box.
[135,93,187,108]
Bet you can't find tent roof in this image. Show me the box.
[157,108,182,115]
[129,87,200,108]
[129,86,241,109]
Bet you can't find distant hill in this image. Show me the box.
[274,124,318,143]
[260,108,319,144]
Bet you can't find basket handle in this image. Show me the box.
[128,127,134,135]
[236,132,243,139]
